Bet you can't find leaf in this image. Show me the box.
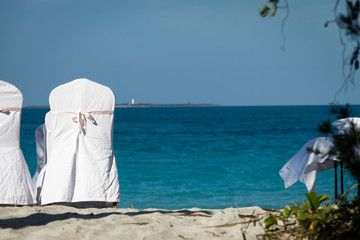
[309,220,316,231]
[318,194,330,204]
[290,206,301,212]
[317,120,332,134]
[265,217,278,229]
[316,208,332,221]
[302,201,311,212]
[260,5,271,17]
[283,208,290,218]
[306,192,320,211]
[297,211,312,222]
[270,5,277,17]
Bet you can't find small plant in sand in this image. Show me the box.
[262,183,360,240]
[263,192,333,240]
[317,185,360,240]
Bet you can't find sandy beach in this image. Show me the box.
[0,205,274,240]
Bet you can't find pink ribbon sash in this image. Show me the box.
[51,110,114,133]
[0,107,21,114]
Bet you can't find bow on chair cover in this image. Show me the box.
[34,78,120,205]
[279,137,337,192]
[0,80,36,205]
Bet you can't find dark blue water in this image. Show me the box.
[20,105,360,209]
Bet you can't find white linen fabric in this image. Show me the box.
[0,80,36,205]
[33,113,51,202]
[332,117,360,134]
[34,78,120,205]
[33,123,46,184]
[279,137,337,192]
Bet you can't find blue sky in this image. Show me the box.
[0,0,359,106]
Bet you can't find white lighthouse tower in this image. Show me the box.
[131,98,135,105]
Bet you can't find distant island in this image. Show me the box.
[115,103,222,108]
[23,103,222,109]
[23,106,50,109]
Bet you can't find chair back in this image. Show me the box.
[38,78,120,205]
[0,80,36,205]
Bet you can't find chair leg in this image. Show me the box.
[334,162,338,200]
[341,162,344,195]
[113,202,117,208]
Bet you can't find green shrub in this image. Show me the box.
[264,192,333,239]
[263,184,360,240]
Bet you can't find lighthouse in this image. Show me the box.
[131,98,135,105]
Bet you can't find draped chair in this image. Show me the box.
[280,117,360,195]
[279,137,336,192]
[0,80,36,205]
[34,79,120,207]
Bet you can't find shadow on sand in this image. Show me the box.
[0,208,214,229]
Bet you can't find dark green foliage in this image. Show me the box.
[264,192,333,239]
[330,103,352,119]
[317,119,333,135]
[260,5,272,17]
[260,1,360,88]
[318,197,360,240]
[332,124,360,182]
[319,104,360,182]
[337,0,360,75]
[260,0,279,17]
[263,187,360,239]
[338,0,360,38]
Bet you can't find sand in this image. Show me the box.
[0,205,275,240]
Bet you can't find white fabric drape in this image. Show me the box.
[33,113,51,202]
[279,137,336,192]
[332,117,360,134]
[0,80,36,205]
[280,117,360,192]
[34,79,120,205]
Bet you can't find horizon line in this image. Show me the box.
[22,103,360,109]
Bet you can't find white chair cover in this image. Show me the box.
[280,117,360,192]
[279,137,337,192]
[0,80,36,205]
[34,78,120,205]
[33,113,51,202]
[332,117,360,134]
[33,123,46,184]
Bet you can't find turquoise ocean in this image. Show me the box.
[21,105,360,210]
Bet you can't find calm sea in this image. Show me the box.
[20,105,360,209]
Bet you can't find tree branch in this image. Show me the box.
[280,0,289,51]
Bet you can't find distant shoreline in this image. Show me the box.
[115,103,222,108]
[23,106,50,109]
[23,103,222,109]
[22,104,360,109]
